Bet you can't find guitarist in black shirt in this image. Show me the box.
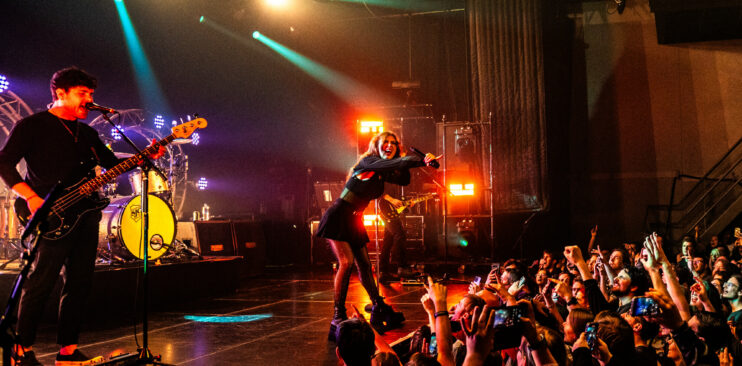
[0,67,164,366]
[378,192,409,284]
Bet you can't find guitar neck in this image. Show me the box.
[81,135,175,193]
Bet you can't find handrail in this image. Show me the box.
[673,137,742,212]
[650,133,742,240]
[688,171,742,237]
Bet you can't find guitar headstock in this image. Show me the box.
[171,118,208,139]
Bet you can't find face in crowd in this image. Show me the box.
[609,250,625,271]
[723,276,742,300]
[612,269,633,296]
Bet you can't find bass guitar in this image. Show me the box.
[379,193,436,221]
[15,118,207,240]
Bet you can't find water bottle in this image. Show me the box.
[201,204,210,221]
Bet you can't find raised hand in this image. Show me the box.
[424,276,448,311]
[461,305,495,359]
[718,347,734,366]
[469,280,483,295]
[564,245,584,265]
[484,267,498,287]
[420,293,436,314]
[549,278,572,302]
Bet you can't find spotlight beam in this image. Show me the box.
[253,32,384,105]
[199,18,386,105]
[114,0,170,114]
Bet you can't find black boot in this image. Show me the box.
[328,304,348,342]
[370,297,405,332]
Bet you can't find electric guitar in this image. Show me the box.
[15,118,207,240]
[379,193,436,220]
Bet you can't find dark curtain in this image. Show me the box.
[467,0,549,213]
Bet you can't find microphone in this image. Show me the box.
[84,102,117,114]
[409,147,440,169]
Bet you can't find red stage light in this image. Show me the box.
[449,183,475,196]
[359,120,384,134]
[363,214,385,227]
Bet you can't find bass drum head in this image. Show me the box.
[100,194,176,261]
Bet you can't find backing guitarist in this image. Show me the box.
[0,67,164,366]
[378,191,435,284]
[378,193,407,284]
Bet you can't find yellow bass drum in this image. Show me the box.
[99,194,176,260]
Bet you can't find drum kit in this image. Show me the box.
[0,109,200,266]
[90,110,198,264]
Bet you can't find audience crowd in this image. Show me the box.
[333,226,742,366]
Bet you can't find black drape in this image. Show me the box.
[466,0,549,213]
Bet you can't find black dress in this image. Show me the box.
[316,154,423,248]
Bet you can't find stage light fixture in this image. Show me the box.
[0,75,9,93]
[197,177,208,190]
[359,120,383,134]
[449,183,474,196]
[192,132,200,146]
[111,126,124,140]
[456,219,477,248]
[454,126,476,157]
[363,214,385,227]
[154,115,165,129]
[252,31,261,40]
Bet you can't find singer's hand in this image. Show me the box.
[423,153,441,165]
[148,138,166,160]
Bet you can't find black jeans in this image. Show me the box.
[16,212,100,347]
[380,217,406,274]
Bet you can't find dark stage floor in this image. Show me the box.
[25,268,470,365]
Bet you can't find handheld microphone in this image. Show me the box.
[409,147,440,169]
[84,102,117,114]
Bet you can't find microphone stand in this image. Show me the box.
[100,112,171,365]
[0,183,64,365]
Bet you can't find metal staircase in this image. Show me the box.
[645,135,742,242]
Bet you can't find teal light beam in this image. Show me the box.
[252,32,383,105]
[200,17,384,105]
[114,0,170,114]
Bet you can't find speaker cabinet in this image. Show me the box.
[194,220,236,256]
[232,220,266,276]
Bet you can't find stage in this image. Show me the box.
[5,262,469,365]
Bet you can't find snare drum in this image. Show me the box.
[128,170,169,195]
[99,194,176,260]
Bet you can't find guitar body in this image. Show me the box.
[378,194,436,222]
[15,179,110,240]
[378,199,400,221]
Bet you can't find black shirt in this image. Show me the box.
[343,155,424,208]
[0,111,119,196]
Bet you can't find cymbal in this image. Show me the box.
[114,152,135,158]
[171,138,192,145]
